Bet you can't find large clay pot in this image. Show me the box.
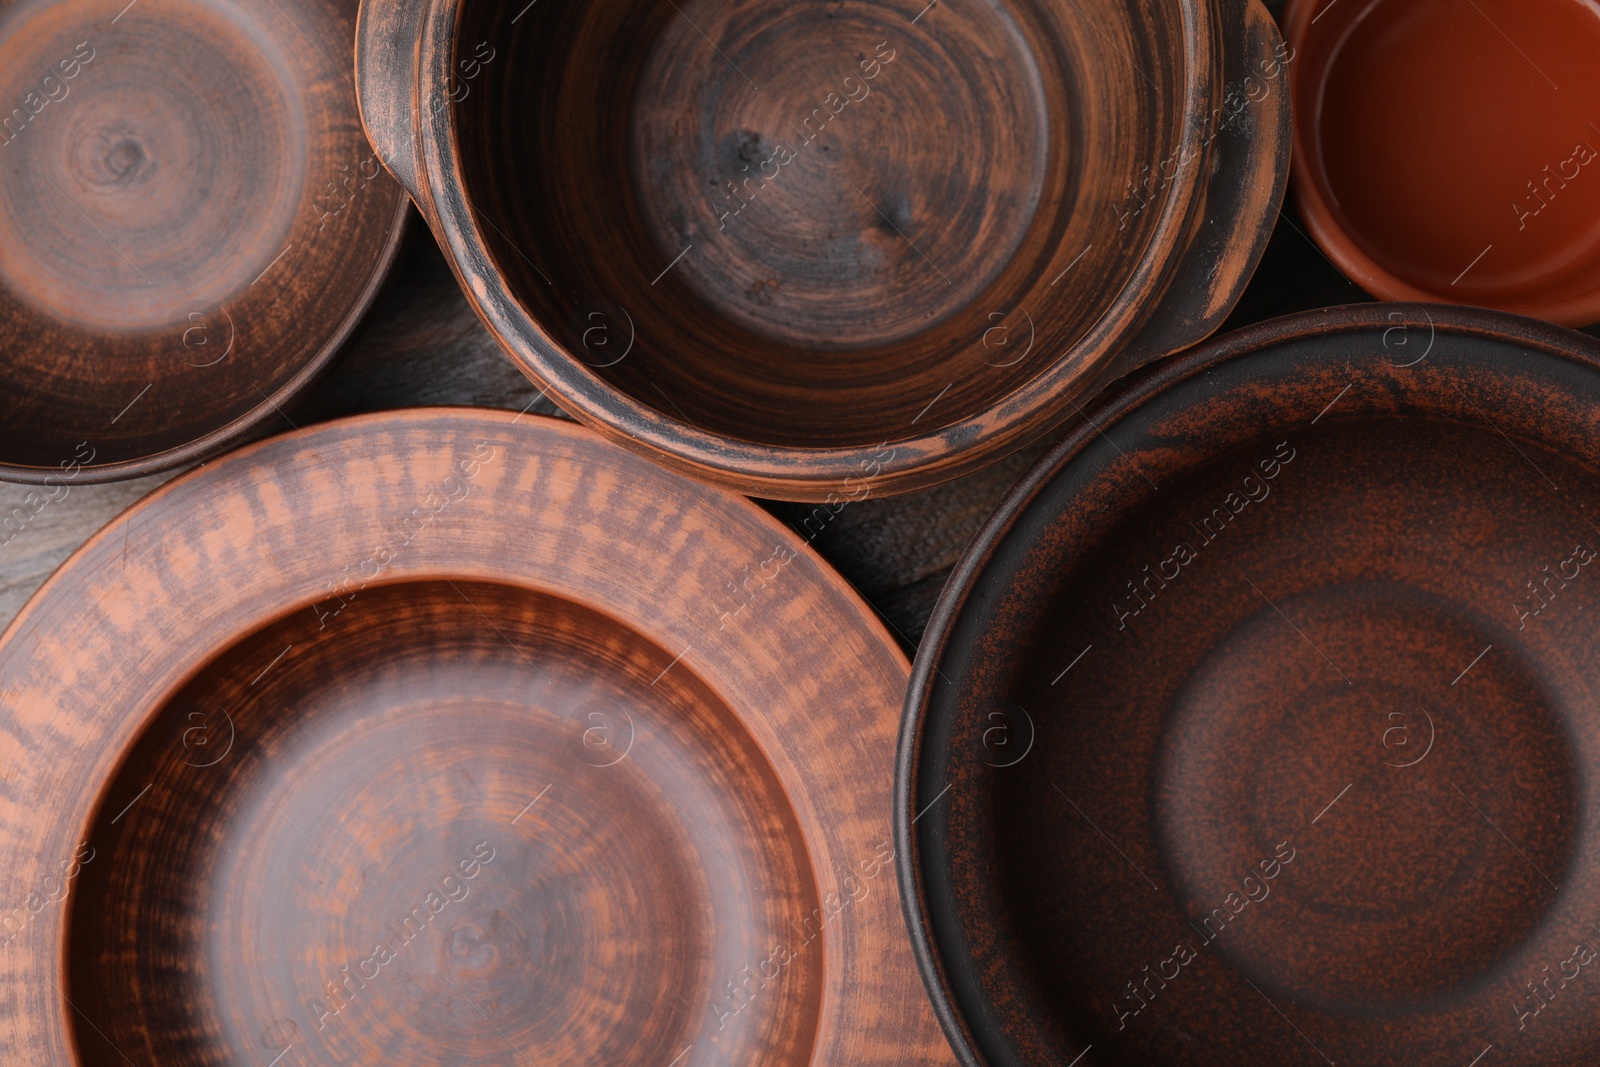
[355,0,1292,500]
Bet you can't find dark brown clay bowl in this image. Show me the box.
[899,304,1600,1065]
[1285,0,1600,326]
[0,410,954,1065]
[0,0,407,484]
[355,0,1291,500]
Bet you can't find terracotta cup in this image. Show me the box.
[899,303,1600,1064]
[355,0,1292,500]
[1286,0,1600,326]
[0,0,408,484]
[0,409,953,1066]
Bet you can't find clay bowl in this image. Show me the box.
[0,410,954,1065]
[1286,0,1600,326]
[354,0,1292,500]
[899,304,1600,1065]
[0,0,407,484]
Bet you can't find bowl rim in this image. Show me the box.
[0,198,410,489]
[0,405,957,1064]
[1282,0,1600,328]
[406,0,1227,499]
[894,301,1600,1065]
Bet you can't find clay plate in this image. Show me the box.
[0,0,407,483]
[899,304,1600,1064]
[0,409,953,1065]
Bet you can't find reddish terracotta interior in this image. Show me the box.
[1288,0,1600,325]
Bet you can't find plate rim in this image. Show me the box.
[0,406,953,1065]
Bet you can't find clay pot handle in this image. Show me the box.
[356,0,429,209]
[1114,0,1293,369]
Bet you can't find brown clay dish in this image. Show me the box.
[1285,0,1600,326]
[0,409,953,1065]
[0,0,407,484]
[899,304,1600,1064]
[355,0,1291,500]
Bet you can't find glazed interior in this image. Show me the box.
[0,0,400,474]
[914,319,1600,1064]
[1292,0,1600,321]
[68,579,820,1066]
[450,0,1187,446]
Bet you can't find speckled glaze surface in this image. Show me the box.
[355,0,1291,500]
[0,0,408,483]
[0,409,953,1065]
[899,304,1600,1065]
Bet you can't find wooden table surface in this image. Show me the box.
[1,200,1378,648]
